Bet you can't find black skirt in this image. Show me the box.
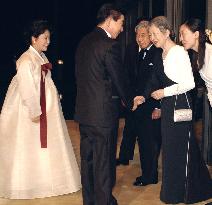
[202,91,212,165]
[160,93,212,204]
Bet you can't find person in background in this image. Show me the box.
[116,19,144,167]
[0,20,81,199]
[119,20,162,186]
[117,22,162,186]
[75,4,140,205]
[179,18,212,165]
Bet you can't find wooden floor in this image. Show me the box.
[0,120,211,205]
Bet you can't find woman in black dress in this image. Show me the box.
[142,16,212,204]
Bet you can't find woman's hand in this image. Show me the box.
[151,89,164,100]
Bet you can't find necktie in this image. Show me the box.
[140,48,148,60]
[138,49,147,65]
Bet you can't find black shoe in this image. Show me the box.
[133,177,158,186]
[110,195,118,205]
[116,159,129,166]
[135,175,142,181]
[205,203,212,205]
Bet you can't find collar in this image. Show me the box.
[139,44,153,52]
[29,45,45,62]
[146,44,153,50]
[104,29,112,38]
[98,27,112,38]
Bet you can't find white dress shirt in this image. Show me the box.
[139,44,153,59]
[102,28,112,38]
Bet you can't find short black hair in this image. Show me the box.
[136,16,151,25]
[96,3,124,24]
[25,20,51,46]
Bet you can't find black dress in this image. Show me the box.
[144,50,212,204]
[202,91,212,165]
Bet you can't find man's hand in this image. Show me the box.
[132,96,145,111]
[152,108,161,120]
[151,89,164,100]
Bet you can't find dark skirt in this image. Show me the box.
[160,93,212,204]
[202,92,212,165]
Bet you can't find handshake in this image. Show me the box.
[131,88,165,111]
[132,96,145,111]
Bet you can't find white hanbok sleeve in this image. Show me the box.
[17,60,42,119]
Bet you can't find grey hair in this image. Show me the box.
[135,20,150,32]
[150,16,172,33]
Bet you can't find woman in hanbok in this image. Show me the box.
[180,18,212,166]
[140,16,212,204]
[0,20,81,199]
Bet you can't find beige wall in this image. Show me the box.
[206,0,212,28]
[164,0,184,42]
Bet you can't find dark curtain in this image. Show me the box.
[117,0,165,59]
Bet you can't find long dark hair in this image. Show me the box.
[183,18,206,71]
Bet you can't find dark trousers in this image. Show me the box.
[136,110,161,182]
[118,111,137,161]
[79,124,118,205]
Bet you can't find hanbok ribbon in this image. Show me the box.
[40,63,52,148]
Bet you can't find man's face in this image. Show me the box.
[136,27,151,49]
[109,15,124,39]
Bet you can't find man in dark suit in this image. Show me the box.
[132,21,162,186]
[75,4,141,205]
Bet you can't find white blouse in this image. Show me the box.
[163,45,195,97]
[199,43,212,106]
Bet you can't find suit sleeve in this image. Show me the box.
[123,44,137,94]
[123,45,133,80]
[142,53,163,99]
[104,42,133,109]
[17,60,42,119]
[141,69,161,109]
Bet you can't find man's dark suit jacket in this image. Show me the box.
[75,27,133,127]
[123,42,139,96]
[124,43,161,114]
[137,45,162,114]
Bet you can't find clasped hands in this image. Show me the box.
[132,89,164,111]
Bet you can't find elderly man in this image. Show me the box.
[133,20,162,186]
